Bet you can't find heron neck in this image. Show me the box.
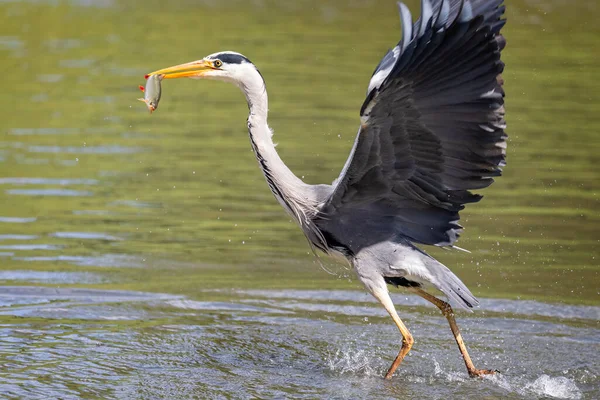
[243,77,310,218]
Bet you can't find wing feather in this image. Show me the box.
[318,0,507,248]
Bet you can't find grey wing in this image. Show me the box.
[319,0,507,247]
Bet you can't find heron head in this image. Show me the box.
[146,51,257,85]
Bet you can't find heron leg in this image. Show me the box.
[370,286,414,379]
[411,287,496,377]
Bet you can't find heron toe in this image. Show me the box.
[468,368,498,378]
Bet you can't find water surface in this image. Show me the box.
[0,0,598,398]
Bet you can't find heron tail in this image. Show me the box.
[416,245,480,311]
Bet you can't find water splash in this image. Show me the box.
[433,360,467,383]
[524,375,583,400]
[433,360,584,399]
[326,347,379,376]
[325,331,384,377]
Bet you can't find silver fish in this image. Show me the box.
[138,74,163,113]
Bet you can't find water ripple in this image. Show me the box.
[0,235,38,240]
[0,177,98,185]
[37,74,64,83]
[166,299,291,314]
[232,289,600,321]
[0,217,36,223]
[50,232,122,241]
[0,270,103,284]
[12,254,142,268]
[6,189,92,197]
[27,145,141,154]
[9,128,79,135]
[0,36,24,49]
[58,59,95,68]
[0,244,61,251]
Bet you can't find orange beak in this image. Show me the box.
[146,59,215,79]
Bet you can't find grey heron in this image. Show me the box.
[148,0,507,379]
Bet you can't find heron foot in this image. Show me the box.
[468,368,498,378]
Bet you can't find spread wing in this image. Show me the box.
[320,0,507,247]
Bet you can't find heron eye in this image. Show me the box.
[214,60,223,68]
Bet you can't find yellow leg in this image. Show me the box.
[371,287,414,379]
[412,287,497,377]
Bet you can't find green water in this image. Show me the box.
[0,0,597,304]
[0,1,599,398]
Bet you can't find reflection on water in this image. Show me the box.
[0,0,598,398]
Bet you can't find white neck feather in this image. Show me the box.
[238,67,315,221]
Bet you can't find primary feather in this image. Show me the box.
[318,0,506,248]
